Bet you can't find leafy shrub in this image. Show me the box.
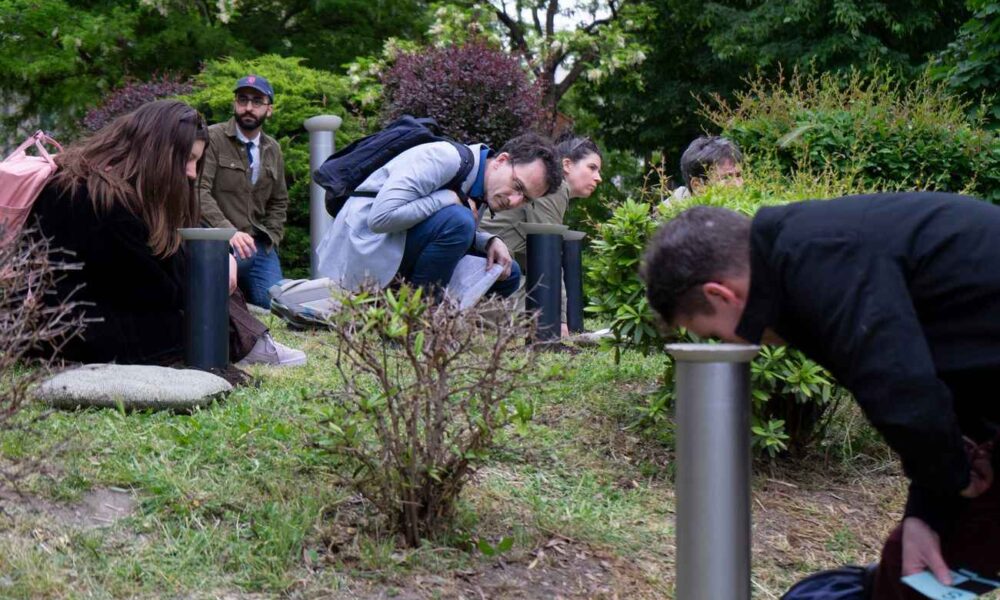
[586,165,866,456]
[177,55,369,278]
[931,0,1000,127]
[703,68,1000,203]
[82,74,194,132]
[381,41,544,146]
[316,286,556,546]
[584,196,662,358]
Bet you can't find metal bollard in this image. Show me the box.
[523,223,568,341]
[562,230,586,333]
[303,115,342,277]
[665,343,760,600]
[179,228,237,370]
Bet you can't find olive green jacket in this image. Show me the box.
[480,180,571,262]
[198,118,289,246]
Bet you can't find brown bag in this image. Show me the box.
[228,290,268,361]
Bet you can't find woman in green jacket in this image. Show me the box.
[480,134,603,335]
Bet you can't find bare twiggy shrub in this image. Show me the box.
[1,226,85,484]
[318,285,556,546]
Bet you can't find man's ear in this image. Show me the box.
[702,281,739,306]
[493,152,509,169]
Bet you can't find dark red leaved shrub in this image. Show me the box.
[382,42,543,147]
[83,74,195,132]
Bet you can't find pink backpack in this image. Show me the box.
[0,131,62,246]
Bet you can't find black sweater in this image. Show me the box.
[28,180,186,364]
[736,192,1000,533]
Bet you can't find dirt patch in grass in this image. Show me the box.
[750,463,906,596]
[0,484,135,529]
[306,536,665,599]
[452,536,659,599]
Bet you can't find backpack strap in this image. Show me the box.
[443,142,476,202]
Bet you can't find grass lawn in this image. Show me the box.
[0,316,904,598]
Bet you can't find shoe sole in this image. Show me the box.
[235,356,307,368]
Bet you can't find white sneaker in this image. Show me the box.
[236,334,307,367]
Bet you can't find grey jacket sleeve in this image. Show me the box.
[473,231,496,252]
[367,143,462,234]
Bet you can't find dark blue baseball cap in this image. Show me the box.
[234,75,274,103]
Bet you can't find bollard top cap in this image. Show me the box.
[178,227,237,241]
[303,115,343,132]
[520,222,569,235]
[562,230,587,241]
[665,343,760,363]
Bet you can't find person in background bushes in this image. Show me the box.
[669,135,744,203]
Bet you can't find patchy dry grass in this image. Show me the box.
[0,321,902,598]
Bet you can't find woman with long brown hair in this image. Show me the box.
[30,100,304,366]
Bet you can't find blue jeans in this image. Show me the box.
[397,204,521,298]
[235,235,283,308]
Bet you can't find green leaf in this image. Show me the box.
[477,539,495,556]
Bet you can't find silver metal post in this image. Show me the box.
[303,115,342,277]
[665,343,760,600]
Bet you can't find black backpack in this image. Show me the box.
[781,565,877,600]
[313,115,475,218]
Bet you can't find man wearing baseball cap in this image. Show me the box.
[199,74,289,310]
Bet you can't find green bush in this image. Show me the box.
[178,55,369,278]
[702,68,1000,203]
[586,166,865,456]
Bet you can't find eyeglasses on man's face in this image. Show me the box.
[235,95,270,108]
[509,164,528,199]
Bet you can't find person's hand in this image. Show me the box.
[485,238,513,280]
[561,323,570,337]
[228,254,238,295]
[902,517,952,585]
[961,438,994,498]
[230,231,256,260]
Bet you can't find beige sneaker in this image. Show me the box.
[236,334,307,367]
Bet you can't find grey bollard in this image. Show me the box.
[179,228,237,370]
[304,115,342,277]
[562,230,586,333]
[523,223,568,341]
[665,343,760,600]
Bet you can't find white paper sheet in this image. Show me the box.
[445,255,503,309]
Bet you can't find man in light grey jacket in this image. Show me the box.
[316,133,562,297]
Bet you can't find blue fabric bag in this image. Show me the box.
[781,565,877,600]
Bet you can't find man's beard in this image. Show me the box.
[235,111,267,131]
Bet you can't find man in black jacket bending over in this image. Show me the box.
[641,192,1000,599]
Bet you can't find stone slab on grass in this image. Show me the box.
[35,364,232,410]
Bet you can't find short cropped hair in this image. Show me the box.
[500,133,563,195]
[680,136,743,188]
[641,206,751,323]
